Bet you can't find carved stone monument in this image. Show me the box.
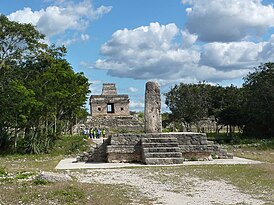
[144,81,162,133]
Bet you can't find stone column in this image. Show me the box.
[144,81,162,133]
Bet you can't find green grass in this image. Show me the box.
[0,134,133,204]
[50,134,92,156]
[0,166,7,176]
[0,134,273,204]
[0,179,148,205]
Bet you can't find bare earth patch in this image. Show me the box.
[69,168,265,205]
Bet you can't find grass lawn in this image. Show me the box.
[0,136,273,205]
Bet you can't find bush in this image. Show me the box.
[17,132,57,154]
[50,135,90,156]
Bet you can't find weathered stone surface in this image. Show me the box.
[105,133,232,163]
[107,152,141,163]
[78,132,232,164]
[90,83,130,117]
[36,172,72,182]
[86,116,144,132]
[141,135,184,164]
[144,81,162,133]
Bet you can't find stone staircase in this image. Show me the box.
[141,136,184,165]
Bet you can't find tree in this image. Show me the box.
[165,82,244,134]
[243,62,274,137]
[165,83,211,131]
[0,15,46,70]
[18,46,90,153]
[0,15,90,153]
[0,15,47,151]
[215,86,244,135]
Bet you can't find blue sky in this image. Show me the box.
[1,0,274,112]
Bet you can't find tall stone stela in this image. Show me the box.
[144,81,162,133]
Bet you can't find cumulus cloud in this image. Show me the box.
[182,29,198,48]
[89,80,102,95]
[8,0,111,42]
[95,22,201,80]
[200,41,264,70]
[129,100,144,111]
[128,87,138,93]
[93,22,263,84]
[182,0,274,42]
[259,34,274,62]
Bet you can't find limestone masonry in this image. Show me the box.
[87,83,144,132]
[90,83,130,117]
[77,132,232,164]
[77,81,232,165]
[145,81,162,133]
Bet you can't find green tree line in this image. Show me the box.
[165,62,274,138]
[0,15,90,153]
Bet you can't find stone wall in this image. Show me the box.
[90,95,130,117]
[89,83,130,117]
[86,116,144,133]
[106,134,142,162]
[106,132,232,163]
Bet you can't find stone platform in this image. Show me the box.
[77,132,232,165]
[56,157,261,170]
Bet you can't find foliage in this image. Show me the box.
[165,82,211,131]
[0,15,90,153]
[243,62,274,137]
[48,185,85,204]
[165,62,274,138]
[51,135,90,156]
[165,82,244,133]
[15,171,35,180]
[0,166,7,177]
[0,15,46,69]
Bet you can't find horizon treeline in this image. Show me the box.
[165,62,274,138]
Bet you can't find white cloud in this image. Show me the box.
[129,100,144,111]
[259,34,274,62]
[200,41,264,70]
[81,34,90,41]
[91,22,273,85]
[7,0,111,43]
[95,22,200,80]
[8,7,44,25]
[181,29,197,48]
[89,80,102,95]
[128,87,138,93]
[182,0,274,42]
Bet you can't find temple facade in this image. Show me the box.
[89,83,130,117]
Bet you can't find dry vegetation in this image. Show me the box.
[0,140,273,205]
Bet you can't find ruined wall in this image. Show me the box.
[106,134,142,162]
[106,133,232,163]
[90,95,130,117]
[86,116,144,132]
[90,83,130,117]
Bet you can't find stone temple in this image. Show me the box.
[86,83,143,132]
[90,83,130,117]
[78,81,232,165]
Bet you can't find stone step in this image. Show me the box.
[143,147,180,153]
[145,157,184,165]
[144,152,183,158]
[142,142,179,148]
[141,137,178,143]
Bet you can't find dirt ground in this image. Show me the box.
[69,168,265,205]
